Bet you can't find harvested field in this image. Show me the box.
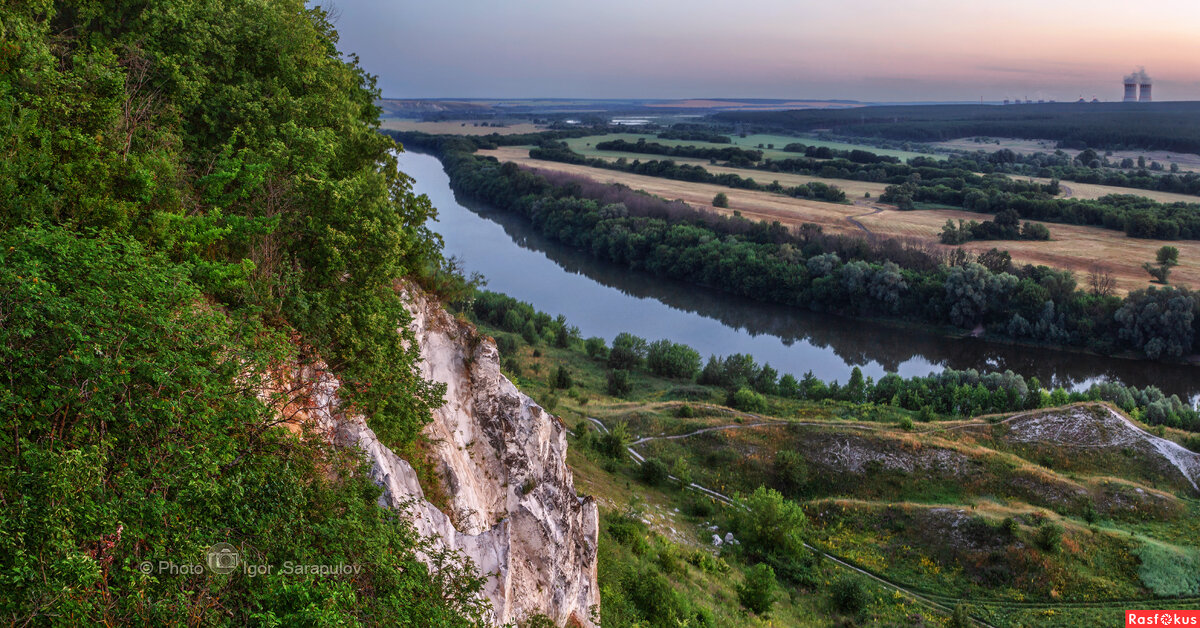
[556,145,891,199]
[1010,176,1200,204]
[479,147,1200,294]
[479,147,865,234]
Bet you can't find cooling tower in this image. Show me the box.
[1139,83,1152,102]
[1123,82,1138,102]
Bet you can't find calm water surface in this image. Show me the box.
[399,151,1200,404]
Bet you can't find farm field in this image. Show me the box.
[565,132,942,162]
[933,136,1200,173]
[551,143,892,198]
[480,147,1200,295]
[1013,176,1200,204]
[727,133,941,161]
[381,119,546,135]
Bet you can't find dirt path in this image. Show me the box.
[585,414,996,626]
[582,408,1199,624]
[848,200,887,235]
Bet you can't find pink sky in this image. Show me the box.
[333,0,1200,101]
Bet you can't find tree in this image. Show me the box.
[1157,245,1180,267]
[607,369,633,397]
[608,333,648,370]
[1144,246,1179,284]
[712,192,729,208]
[646,339,701,379]
[738,564,778,615]
[551,365,572,389]
[733,487,809,558]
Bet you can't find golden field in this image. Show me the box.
[479,147,1200,295]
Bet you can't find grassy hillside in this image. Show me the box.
[463,292,1200,627]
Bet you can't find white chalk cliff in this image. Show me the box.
[279,288,599,626]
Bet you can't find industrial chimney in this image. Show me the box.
[1123,81,1138,102]
[1125,67,1151,102]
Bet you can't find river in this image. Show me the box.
[398,150,1200,403]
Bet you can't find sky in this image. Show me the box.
[326,0,1200,102]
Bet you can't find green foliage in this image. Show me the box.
[1035,522,1063,553]
[585,336,609,359]
[551,365,573,390]
[773,451,810,496]
[647,339,702,380]
[0,228,486,624]
[734,487,808,558]
[713,192,730,208]
[609,332,649,370]
[639,458,670,486]
[1135,541,1200,597]
[0,2,486,622]
[738,564,778,615]
[607,369,633,398]
[831,577,870,615]
[729,387,767,412]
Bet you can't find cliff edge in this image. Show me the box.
[281,287,599,626]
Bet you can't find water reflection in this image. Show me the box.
[401,151,1199,403]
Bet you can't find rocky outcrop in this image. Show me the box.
[276,288,599,627]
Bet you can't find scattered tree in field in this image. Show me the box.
[1144,245,1180,284]
[1089,264,1116,296]
[712,192,729,208]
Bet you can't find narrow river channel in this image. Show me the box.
[399,150,1200,404]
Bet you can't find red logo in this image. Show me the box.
[1127,611,1200,626]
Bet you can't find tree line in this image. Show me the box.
[547,132,1200,241]
[470,290,1200,431]
[409,135,1200,362]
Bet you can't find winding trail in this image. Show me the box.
[583,406,1200,625]
[584,414,996,627]
[848,200,887,235]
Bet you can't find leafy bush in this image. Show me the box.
[495,333,519,355]
[773,451,809,495]
[607,369,633,397]
[551,365,573,389]
[738,564,778,615]
[585,336,609,359]
[647,339,702,379]
[639,458,670,486]
[831,577,869,615]
[729,387,767,412]
[1035,522,1063,552]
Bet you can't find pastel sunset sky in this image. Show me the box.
[330,0,1200,102]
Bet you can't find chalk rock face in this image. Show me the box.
[295,287,599,627]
